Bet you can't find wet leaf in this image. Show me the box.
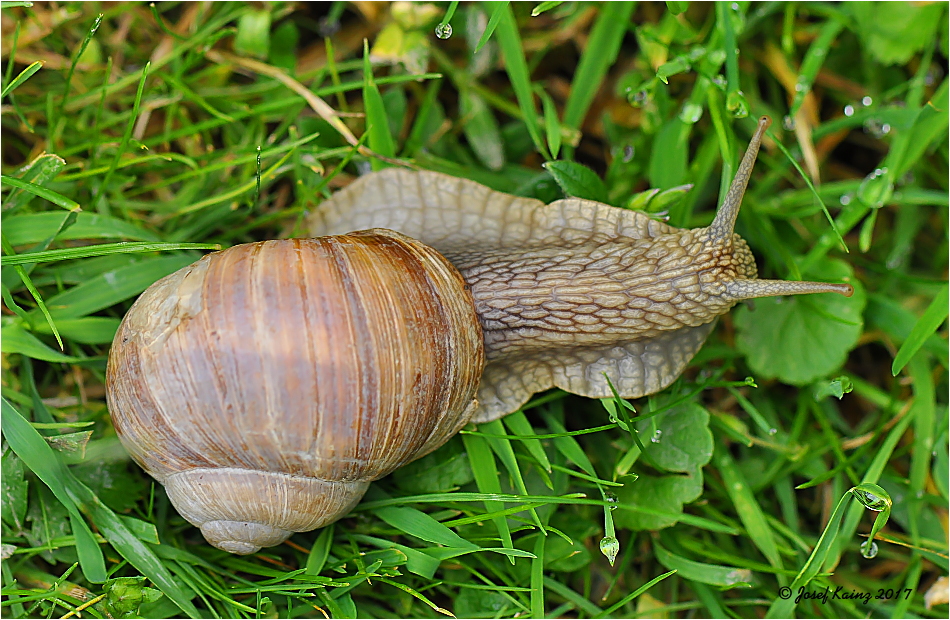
[734,259,866,385]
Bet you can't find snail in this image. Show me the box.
[310,116,853,422]
[107,116,852,555]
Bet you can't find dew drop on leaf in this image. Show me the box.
[651,429,663,443]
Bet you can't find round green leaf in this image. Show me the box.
[734,258,866,385]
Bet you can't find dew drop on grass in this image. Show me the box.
[651,429,663,443]
[605,492,619,511]
[726,90,749,118]
[852,488,888,511]
[844,104,855,117]
[857,167,893,208]
[600,536,620,566]
[862,95,873,106]
[435,22,453,39]
[629,89,650,107]
[768,428,778,436]
[622,145,635,162]
[679,102,703,124]
[782,115,796,131]
[840,193,853,206]
[860,540,879,559]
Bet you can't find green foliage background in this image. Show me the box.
[1,2,947,618]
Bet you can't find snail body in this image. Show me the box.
[107,116,853,554]
[311,117,853,421]
[106,232,483,554]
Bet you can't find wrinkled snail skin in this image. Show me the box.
[311,117,854,421]
[106,232,484,554]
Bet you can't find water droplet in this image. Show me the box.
[852,488,888,511]
[726,90,749,118]
[840,193,853,206]
[782,115,796,131]
[651,429,663,443]
[794,80,806,92]
[712,75,727,89]
[857,168,893,208]
[600,536,620,566]
[843,104,855,117]
[768,428,778,436]
[605,492,619,510]
[629,89,650,107]
[730,2,739,9]
[435,22,453,39]
[679,102,704,124]
[862,96,873,107]
[860,540,879,559]
[622,145,635,163]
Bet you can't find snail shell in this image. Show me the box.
[106,231,484,554]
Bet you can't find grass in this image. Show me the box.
[1,2,947,618]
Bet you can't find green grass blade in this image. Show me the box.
[90,61,151,211]
[653,541,752,588]
[787,18,844,118]
[0,175,81,211]
[362,39,395,170]
[561,2,634,155]
[712,445,785,580]
[891,283,948,375]
[492,2,550,159]
[461,432,515,562]
[1,242,221,266]
[1,59,43,98]
[375,506,477,549]
[2,398,106,582]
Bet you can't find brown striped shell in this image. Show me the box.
[106,231,484,554]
